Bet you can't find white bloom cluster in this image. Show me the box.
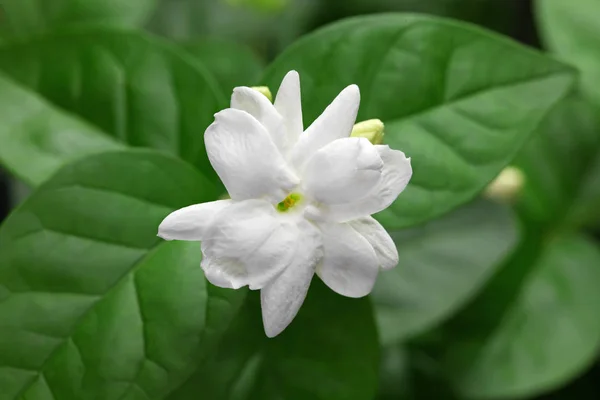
[159,71,412,337]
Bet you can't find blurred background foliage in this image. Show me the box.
[1,0,600,399]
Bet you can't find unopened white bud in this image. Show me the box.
[484,166,525,203]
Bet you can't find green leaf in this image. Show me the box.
[0,29,225,183]
[443,234,600,399]
[262,14,575,228]
[181,39,264,96]
[0,73,122,186]
[516,93,600,227]
[0,0,158,38]
[0,150,245,400]
[168,280,380,400]
[537,0,600,108]
[373,199,518,345]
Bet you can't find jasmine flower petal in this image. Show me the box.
[201,199,298,290]
[349,216,398,270]
[289,84,360,171]
[261,220,322,337]
[158,199,232,241]
[316,222,379,298]
[303,137,383,205]
[205,108,299,203]
[274,70,304,150]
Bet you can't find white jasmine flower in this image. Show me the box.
[158,71,412,337]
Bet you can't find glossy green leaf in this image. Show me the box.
[443,234,600,399]
[0,73,121,186]
[0,29,225,182]
[168,280,380,400]
[0,0,157,38]
[263,14,574,228]
[373,199,518,345]
[516,93,600,227]
[537,0,600,108]
[0,150,245,400]
[181,39,264,96]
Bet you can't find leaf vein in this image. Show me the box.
[7,242,170,400]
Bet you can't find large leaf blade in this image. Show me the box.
[443,234,600,399]
[0,150,244,400]
[537,0,600,108]
[263,14,574,228]
[373,199,519,344]
[0,30,225,181]
[0,0,158,38]
[0,73,121,186]
[516,93,600,228]
[168,280,380,400]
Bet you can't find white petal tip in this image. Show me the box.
[156,233,171,241]
[156,224,173,240]
[202,265,239,290]
[232,86,250,93]
[213,109,229,118]
[284,70,300,79]
[264,328,280,338]
[344,289,373,299]
[381,252,400,271]
[263,319,286,338]
[334,280,375,298]
[324,287,370,299]
[344,84,360,96]
[381,262,399,271]
[212,108,249,123]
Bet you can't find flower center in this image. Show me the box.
[276,193,303,212]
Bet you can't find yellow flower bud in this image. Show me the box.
[351,119,385,145]
[484,166,525,203]
[251,86,273,102]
